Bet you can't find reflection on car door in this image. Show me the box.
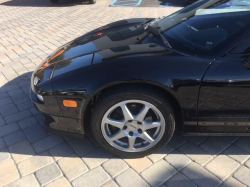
[198,36,250,133]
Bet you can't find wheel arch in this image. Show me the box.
[82,81,184,134]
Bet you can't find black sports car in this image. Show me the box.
[31,0,250,157]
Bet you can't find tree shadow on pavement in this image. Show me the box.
[0,0,92,7]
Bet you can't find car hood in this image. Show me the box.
[33,17,179,82]
[43,18,154,66]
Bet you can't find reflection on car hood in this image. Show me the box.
[45,18,154,65]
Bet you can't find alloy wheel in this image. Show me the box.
[101,100,166,152]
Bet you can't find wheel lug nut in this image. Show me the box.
[123,126,127,130]
[137,121,142,125]
[128,120,132,123]
[129,131,133,136]
[138,129,142,134]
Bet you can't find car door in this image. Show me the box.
[198,36,250,133]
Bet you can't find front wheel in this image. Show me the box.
[89,0,96,4]
[91,86,175,157]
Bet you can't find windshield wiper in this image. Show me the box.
[146,24,172,48]
[144,16,165,29]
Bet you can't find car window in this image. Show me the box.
[154,0,250,56]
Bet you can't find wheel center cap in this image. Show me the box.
[126,121,139,132]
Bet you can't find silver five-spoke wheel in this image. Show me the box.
[101,100,165,152]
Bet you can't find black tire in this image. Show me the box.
[50,0,59,3]
[89,0,96,4]
[91,86,175,158]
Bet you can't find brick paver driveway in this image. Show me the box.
[0,0,250,186]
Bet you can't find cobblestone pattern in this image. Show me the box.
[0,0,250,186]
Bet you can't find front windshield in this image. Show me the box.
[154,0,250,56]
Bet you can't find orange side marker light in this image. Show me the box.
[63,100,77,108]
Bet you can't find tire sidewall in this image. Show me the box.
[91,92,175,158]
